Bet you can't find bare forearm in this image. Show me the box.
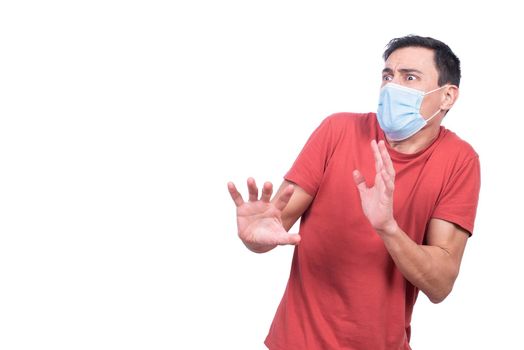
[377,224,458,303]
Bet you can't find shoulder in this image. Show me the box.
[320,112,378,138]
[433,128,481,186]
[323,112,376,126]
[439,128,479,163]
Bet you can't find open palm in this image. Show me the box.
[353,140,398,234]
[228,178,301,253]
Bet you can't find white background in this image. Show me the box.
[1,1,522,349]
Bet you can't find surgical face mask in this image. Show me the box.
[377,83,446,141]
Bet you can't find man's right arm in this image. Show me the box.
[274,180,313,232]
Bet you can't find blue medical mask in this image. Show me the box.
[377,83,446,141]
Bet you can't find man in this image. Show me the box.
[227,35,480,350]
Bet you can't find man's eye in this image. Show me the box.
[383,75,392,81]
[406,75,417,81]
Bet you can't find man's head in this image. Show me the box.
[379,35,461,136]
[383,35,461,87]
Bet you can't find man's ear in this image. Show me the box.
[441,85,459,111]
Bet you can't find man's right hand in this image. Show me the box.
[228,178,301,253]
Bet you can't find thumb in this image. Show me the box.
[353,170,368,192]
[277,233,301,246]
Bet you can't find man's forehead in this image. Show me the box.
[384,47,436,71]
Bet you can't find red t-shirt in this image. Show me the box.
[265,113,481,350]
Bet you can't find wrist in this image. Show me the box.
[375,220,400,237]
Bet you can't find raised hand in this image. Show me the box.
[228,178,301,253]
[353,140,399,235]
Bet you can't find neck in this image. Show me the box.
[386,124,441,154]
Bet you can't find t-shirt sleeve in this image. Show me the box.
[432,156,481,235]
[284,116,336,197]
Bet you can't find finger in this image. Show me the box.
[380,168,395,195]
[274,184,294,211]
[247,177,259,202]
[260,182,273,203]
[371,140,384,174]
[352,169,368,192]
[277,233,301,246]
[227,182,244,207]
[378,140,395,179]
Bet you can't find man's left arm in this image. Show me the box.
[353,140,471,303]
[378,218,469,303]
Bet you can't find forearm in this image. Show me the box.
[377,223,458,303]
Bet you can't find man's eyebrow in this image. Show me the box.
[382,67,424,75]
[399,68,424,75]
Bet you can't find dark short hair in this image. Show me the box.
[383,35,461,87]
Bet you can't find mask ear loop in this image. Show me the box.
[423,85,448,96]
[422,85,448,121]
[425,108,441,122]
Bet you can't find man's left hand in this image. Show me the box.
[353,140,399,235]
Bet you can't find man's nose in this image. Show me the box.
[390,74,402,85]
[381,77,401,88]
